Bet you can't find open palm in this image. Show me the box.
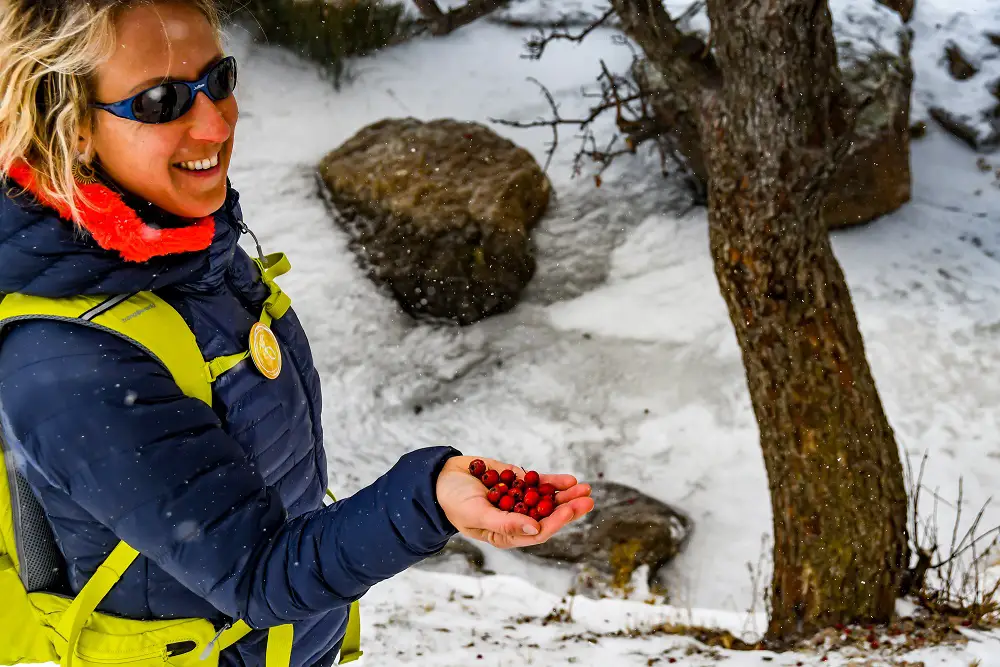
[435,456,595,549]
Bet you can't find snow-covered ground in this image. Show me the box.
[220,0,1000,664]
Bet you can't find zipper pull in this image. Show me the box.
[236,219,266,264]
[199,623,231,661]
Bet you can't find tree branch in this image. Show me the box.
[412,0,514,36]
[523,7,617,60]
[610,0,721,95]
[410,0,445,20]
[490,63,693,189]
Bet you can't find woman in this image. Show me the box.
[0,1,594,666]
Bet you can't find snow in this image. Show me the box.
[219,1,1000,659]
[10,0,1000,665]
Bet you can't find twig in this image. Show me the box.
[523,7,616,60]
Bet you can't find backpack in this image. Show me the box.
[0,251,362,667]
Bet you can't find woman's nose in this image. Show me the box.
[186,92,232,143]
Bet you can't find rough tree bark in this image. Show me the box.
[613,0,909,639]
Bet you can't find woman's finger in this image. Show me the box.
[553,483,591,504]
[538,473,580,490]
[470,500,542,543]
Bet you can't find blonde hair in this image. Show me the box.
[0,0,223,223]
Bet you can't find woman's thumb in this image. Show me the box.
[481,505,540,545]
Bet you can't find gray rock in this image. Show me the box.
[519,481,692,590]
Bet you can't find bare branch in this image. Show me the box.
[610,0,720,95]
[523,7,616,60]
[489,62,685,183]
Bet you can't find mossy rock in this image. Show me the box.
[318,118,551,324]
[518,481,693,592]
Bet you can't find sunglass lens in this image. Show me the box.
[207,58,237,100]
[132,83,192,124]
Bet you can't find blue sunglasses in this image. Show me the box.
[91,56,237,124]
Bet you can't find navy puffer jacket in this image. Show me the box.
[0,168,460,667]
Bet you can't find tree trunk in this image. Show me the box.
[700,0,909,638]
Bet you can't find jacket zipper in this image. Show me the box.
[199,623,232,660]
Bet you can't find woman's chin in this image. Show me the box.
[166,178,229,218]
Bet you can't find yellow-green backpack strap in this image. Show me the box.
[339,603,363,664]
[323,490,363,664]
[56,541,140,667]
[0,292,212,406]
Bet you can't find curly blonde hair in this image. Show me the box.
[0,0,223,223]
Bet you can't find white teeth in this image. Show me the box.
[176,153,219,171]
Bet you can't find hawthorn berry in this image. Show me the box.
[511,478,526,491]
[499,469,516,486]
[524,470,540,487]
[510,487,525,502]
[486,488,503,505]
[537,483,556,497]
[481,470,500,488]
[498,495,515,511]
[493,483,509,496]
[523,489,540,507]
[529,508,542,521]
[469,459,487,477]
[535,498,554,518]
[513,502,528,515]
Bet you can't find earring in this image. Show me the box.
[72,157,98,185]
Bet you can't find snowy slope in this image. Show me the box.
[226,0,1000,613]
[225,0,1000,655]
[14,1,996,666]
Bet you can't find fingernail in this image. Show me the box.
[522,524,539,536]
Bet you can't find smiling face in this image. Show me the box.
[80,1,238,219]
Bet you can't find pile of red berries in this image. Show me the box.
[469,459,556,520]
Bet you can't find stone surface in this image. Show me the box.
[518,481,692,591]
[318,117,551,325]
[634,44,914,229]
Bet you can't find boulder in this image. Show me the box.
[518,482,692,592]
[634,43,913,229]
[318,118,551,325]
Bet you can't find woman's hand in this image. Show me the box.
[435,456,595,549]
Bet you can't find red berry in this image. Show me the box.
[535,499,554,518]
[510,487,525,502]
[499,469,516,485]
[529,508,541,521]
[498,495,515,511]
[469,459,487,477]
[524,471,540,487]
[513,502,528,515]
[537,483,556,497]
[486,488,503,505]
[481,470,500,488]
[493,483,509,496]
[511,478,526,491]
[523,489,540,507]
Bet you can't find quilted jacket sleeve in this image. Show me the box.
[0,319,460,628]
